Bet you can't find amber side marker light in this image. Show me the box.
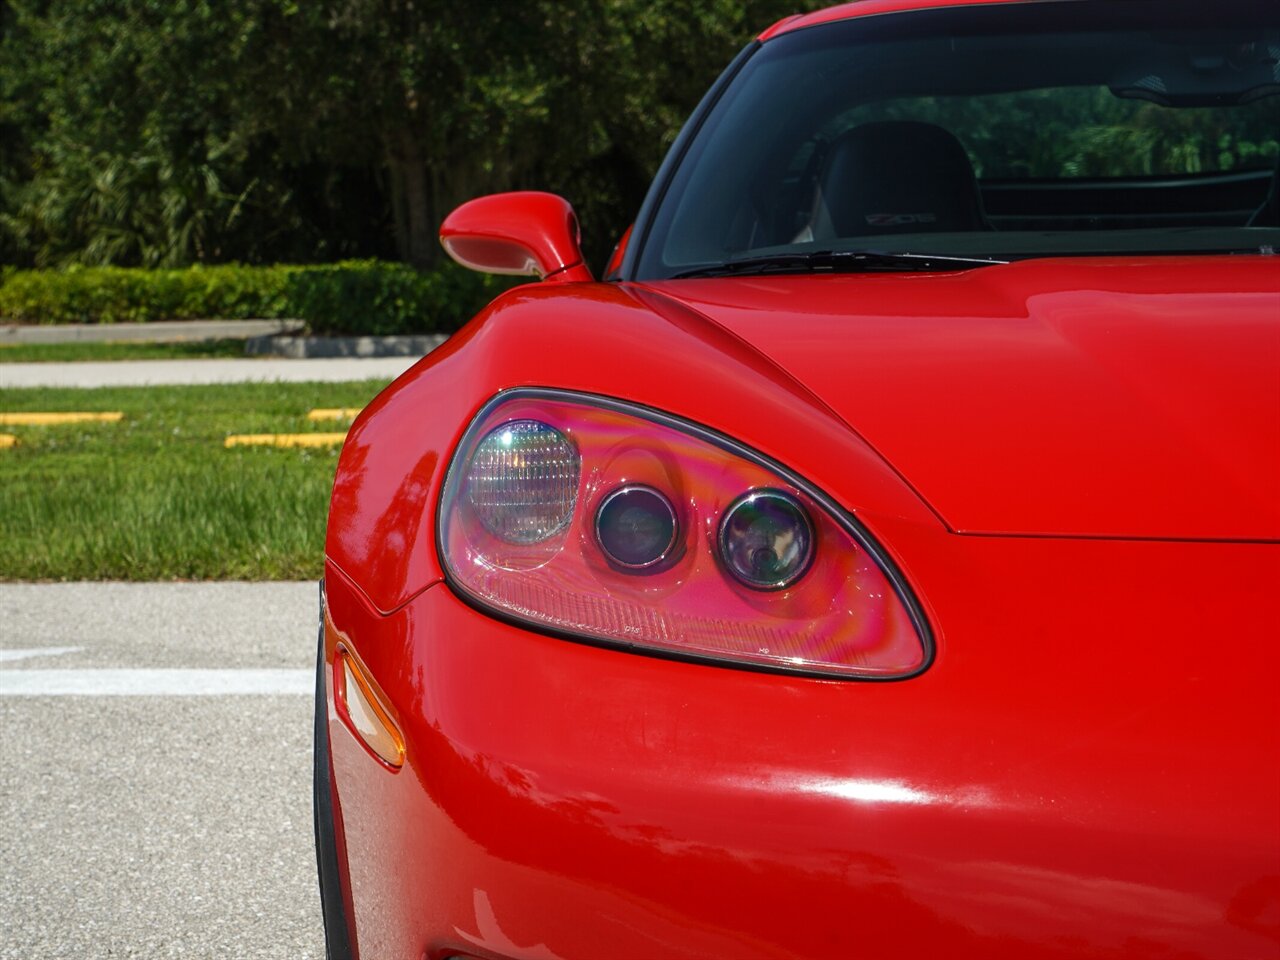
[335,646,405,769]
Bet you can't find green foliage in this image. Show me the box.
[0,261,511,334]
[1,0,819,272]
[0,265,290,325]
[282,261,514,336]
[0,0,394,269]
[8,2,1275,276]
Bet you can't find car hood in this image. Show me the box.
[639,256,1280,540]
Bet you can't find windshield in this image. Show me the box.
[633,0,1280,279]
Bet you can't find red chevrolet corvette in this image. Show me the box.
[315,1,1280,957]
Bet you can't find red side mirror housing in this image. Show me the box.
[439,191,593,283]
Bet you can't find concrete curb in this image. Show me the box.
[1,318,307,344]
[1,356,420,388]
[244,333,449,359]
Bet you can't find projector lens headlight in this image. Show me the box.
[719,489,814,590]
[595,485,679,570]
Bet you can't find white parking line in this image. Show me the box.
[0,668,311,696]
[0,646,84,663]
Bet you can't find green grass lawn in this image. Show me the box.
[0,380,389,580]
[0,339,252,363]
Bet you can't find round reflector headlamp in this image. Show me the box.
[465,419,579,543]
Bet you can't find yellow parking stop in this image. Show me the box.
[308,408,363,422]
[224,432,348,448]
[0,412,124,426]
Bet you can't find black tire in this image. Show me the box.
[314,591,355,960]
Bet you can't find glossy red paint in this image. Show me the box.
[324,523,1280,959]
[439,191,592,283]
[325,256,1280,613]
[324,254,1280,959]
[603,223,632,280]
[643,257,1280,541]
[322,0,1280,954]
[757,0,1024,41]
[326,279,937,615]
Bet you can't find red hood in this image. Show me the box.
[640,257,1280,540]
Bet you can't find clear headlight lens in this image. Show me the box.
[439,390,930,679]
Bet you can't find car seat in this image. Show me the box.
[803,120,990,241]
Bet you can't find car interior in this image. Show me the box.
[789,122,1278,243]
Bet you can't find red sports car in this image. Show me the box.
[315,1,1280,957]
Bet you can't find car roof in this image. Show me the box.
[758,0,1035,42]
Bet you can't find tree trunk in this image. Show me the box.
[384,144,410,264]
[385,128,436,269]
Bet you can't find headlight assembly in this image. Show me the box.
[438,389,931,679]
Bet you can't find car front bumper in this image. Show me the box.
[322,531,1280,960]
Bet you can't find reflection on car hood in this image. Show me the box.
[640,256,1280,539]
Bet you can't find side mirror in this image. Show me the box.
[439,191,593,283]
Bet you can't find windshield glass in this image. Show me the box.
[633,0,1280,279]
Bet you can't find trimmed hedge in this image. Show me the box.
[0,261,516,335]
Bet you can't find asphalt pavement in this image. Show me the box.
[1,342,396,956]
[1,356,419,388]
[0,582,325,959]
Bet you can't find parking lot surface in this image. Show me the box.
[0,581,324,959]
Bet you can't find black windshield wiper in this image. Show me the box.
[668,249,1009,279]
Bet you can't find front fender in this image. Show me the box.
[325,281,940,614]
